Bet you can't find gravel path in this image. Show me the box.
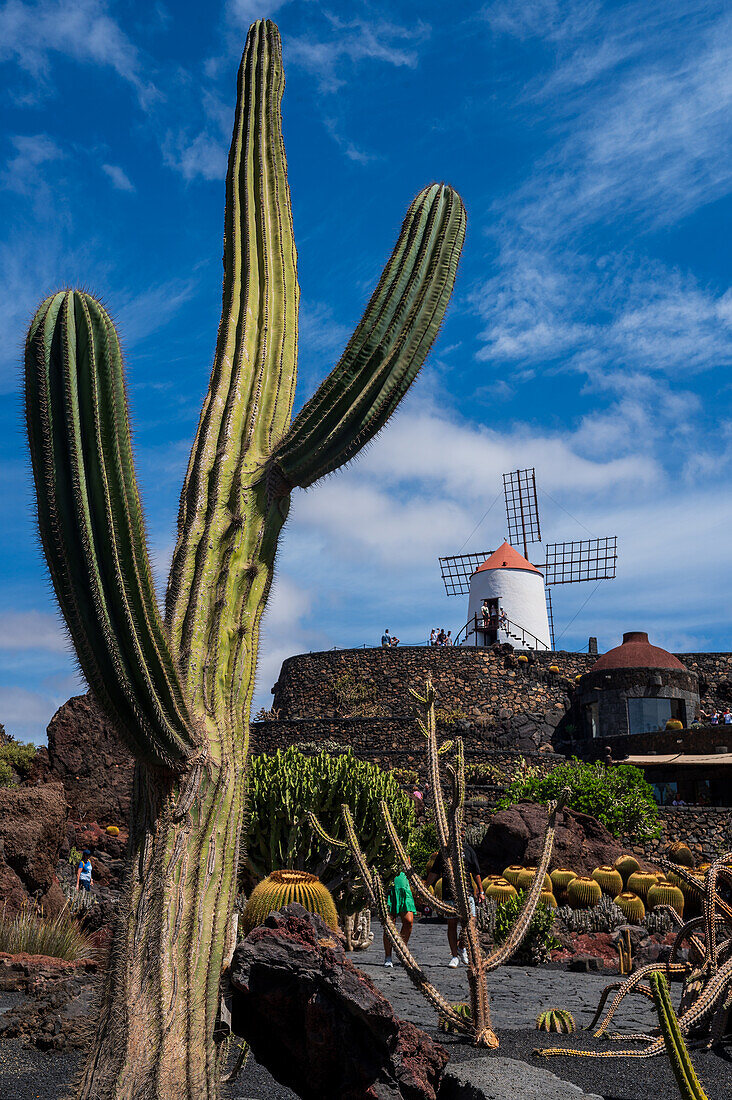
[0,923,729,1100]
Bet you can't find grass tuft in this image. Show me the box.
[0,903,97,962]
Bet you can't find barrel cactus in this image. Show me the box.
[665,718,684,731]
[540,889,557,908]
[502,865,525,886]
[536,1009,576,1033]
[626,871,659,902]
[614,891,646,923]
[105,826,119,837]
[517,867,552,892]
[22,19,466,1098]
[614,854,641,883]
[550,867,577,905]
[567,876,602,908]
[591,865,624,897]
[647,882,685,917]
[242,870,338,932]
[486,879,518,903]
[667,841,694,868]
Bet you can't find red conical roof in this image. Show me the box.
[475,541,541,575]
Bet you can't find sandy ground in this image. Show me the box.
[0,920,729,1099]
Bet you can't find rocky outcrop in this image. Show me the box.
[475,801,648,877]
[40,694,134,823]
[229,904,448,1100]
[0,783,68,915]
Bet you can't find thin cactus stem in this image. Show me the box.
[650,972,709,1100]
[379,801,458,919]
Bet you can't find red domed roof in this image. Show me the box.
[475,541,541,575]
[591,632,686,672]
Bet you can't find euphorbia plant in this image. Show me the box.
[23,19,465,1100]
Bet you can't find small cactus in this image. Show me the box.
[667,841,694,868]
[517,655,529,663]
[614,891,645,923]
[665,719,684,731]
[550,868,577,905]
[626,871,658,902]
[592,865,624,896]
[439,1002,472,1034]
[536,1009,575,1033]
[548,665,560,673]
[105,825,120,837]
[567,876,602,908]
[242,870,338,932]
[614,854,641,884]
[540,889,557,908]
[647,882,685,917]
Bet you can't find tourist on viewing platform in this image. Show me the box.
[381,629,391,648]
[425,833,485,968]
[430,629,437,646]
[390,635,400,647]
[444,630,453,646]
[723,709,732,724]
[383,872,416,967]
[499,609,508,632]
[711,711,720,724]
[437,628,446,646]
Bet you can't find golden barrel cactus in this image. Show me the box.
[647,882,685,917]
[592,865,624,896]
[567,876,602,908]
[614,854,641,884]
[502,865,525,887]
[517,867,552,892]
[626,871,658,902]
[243,870,339,933]
[486,880,518,903]
[614,891,646,923]
[667,841,694,868]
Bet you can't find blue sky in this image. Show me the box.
[1,0,730,743]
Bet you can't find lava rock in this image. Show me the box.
[475,802,649,877]
[438,1055,603,1099]
[229,903,448,1099]
[0,782,68,916]
[38,694,135,823]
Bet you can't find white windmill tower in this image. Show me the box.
[439,469,618,650]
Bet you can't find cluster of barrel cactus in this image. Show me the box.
[242,870,339,933]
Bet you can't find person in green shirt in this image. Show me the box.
[383,871,416,967]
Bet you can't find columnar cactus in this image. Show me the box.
[23,20,465,1100]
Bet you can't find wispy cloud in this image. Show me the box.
[0,611,68,653]
[0,0,158,108]
[1,134,62,194]
[101,162,134,191]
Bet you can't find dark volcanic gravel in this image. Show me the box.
[1,922,730,1099]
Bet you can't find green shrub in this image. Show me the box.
[498,758,660,840]
[390,767,419,788]
[0,904,96,962]
[492,889,559,964]
[245,748,415,916]
[406,820,438,877]
[0,739,37,788]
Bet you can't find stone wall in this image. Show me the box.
[619,807,732,865]
[270,645,592,751]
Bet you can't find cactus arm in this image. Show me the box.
[650,972,709,1099]
[24,291,199,769]
[378,801,458,919]
[166,19,298,719]
[269,184,465,491]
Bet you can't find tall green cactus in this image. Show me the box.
[23,20,465,1100]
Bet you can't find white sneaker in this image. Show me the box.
[460,948,469,965]
[383,957,394,968]
[448,955,460,968]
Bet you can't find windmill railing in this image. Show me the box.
[453,614,551,652]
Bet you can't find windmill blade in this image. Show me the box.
[545,587,556,650]
[503,468,541,556]
[540,537,617,586]
[439,551,493,596]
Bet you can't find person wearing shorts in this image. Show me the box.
[425,840,484,967]
[383,871,416,967]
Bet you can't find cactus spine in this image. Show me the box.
[242,871,338,932]
[536,1009,576,1033]
[23,21,465,1100]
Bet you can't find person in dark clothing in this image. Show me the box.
[424,840,484,966]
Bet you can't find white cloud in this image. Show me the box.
[163,130,227,181]
[1,133,62,193]
[0,611,68,653]
[0,0,158,108]
[101,162,134,192]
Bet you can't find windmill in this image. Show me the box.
[439,468,617,650]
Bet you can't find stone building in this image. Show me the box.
[574,631,701,739]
